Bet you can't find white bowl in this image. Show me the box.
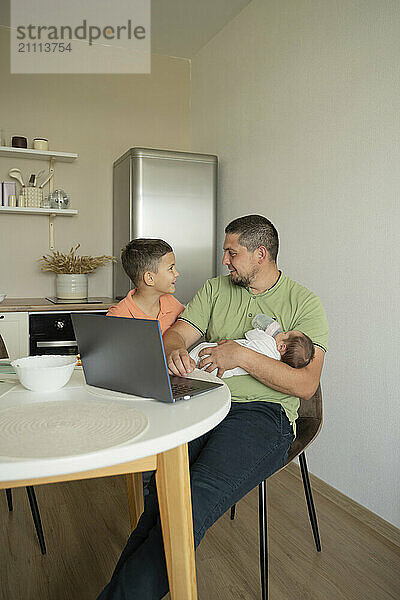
[11,355,77,392]
[0,293,6,302]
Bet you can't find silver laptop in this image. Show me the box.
[72,313,223,402]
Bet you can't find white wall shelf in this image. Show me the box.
[0,207,77,216]
[1,145,78,249]
[0,146,77,162]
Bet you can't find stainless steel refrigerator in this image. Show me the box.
[113,148,218,303]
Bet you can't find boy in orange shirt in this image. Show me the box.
[107,238,184,331]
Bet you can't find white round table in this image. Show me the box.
[0,368,231,600]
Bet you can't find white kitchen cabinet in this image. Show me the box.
[0,312,29,360]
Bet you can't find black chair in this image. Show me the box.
[230,385,323,600]
[0,334,46,554]
[5,487,46,554]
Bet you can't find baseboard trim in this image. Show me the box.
[285,462,400,549]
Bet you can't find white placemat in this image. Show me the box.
[0,398,149,459]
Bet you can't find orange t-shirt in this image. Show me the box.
[107,291,184,335]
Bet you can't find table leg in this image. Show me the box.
[125,473,144,530]
[156,443,197,600]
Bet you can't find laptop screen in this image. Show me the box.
[72,313,174,402]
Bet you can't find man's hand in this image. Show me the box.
[167,348,196,377]
[198,340,243,379]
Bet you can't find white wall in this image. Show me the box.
[0,28,190,297]
[191,0,400,527]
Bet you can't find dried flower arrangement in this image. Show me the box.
[39,244,116,274]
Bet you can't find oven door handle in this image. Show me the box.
[36,341,77,348]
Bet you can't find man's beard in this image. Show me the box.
[230,266,258,288]
[231,274,252,288]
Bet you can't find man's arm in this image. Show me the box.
[241,345,325,399]
[163,320,202,376]
[198,341,325,399]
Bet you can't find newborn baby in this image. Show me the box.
[189,314,315,379]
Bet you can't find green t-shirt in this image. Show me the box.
[179,272,328,427]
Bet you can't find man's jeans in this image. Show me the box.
[97,401,294,600]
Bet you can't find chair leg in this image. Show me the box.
[299,452,321,552]
[6,489,13,511]
[230,504,236,520]
[26,486,46,555]
[258,480,268,600]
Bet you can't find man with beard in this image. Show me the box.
[98,214,328,600]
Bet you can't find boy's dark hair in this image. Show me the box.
[281,332,315,369]
[225,215,279,262]
[121,238,173,288]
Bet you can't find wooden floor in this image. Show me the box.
[1,466,399,600]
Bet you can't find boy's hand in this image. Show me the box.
[167,349,196,377]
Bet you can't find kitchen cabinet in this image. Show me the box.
[0,311,29,361]
[0,299,115,361]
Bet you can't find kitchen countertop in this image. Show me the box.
[0,298,117,312]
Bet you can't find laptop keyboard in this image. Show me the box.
[170,382,197,396]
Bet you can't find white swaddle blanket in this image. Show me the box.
[189,328,281,379]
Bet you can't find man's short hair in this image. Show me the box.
[282,332,315,369]
[225,215,279,262]
[121,238,173,288]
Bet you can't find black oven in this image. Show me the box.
[29,311,107,356]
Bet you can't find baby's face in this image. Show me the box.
[274,332,289,356]
[275,332,289,345]
[275,330,302,356]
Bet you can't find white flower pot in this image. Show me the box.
[56,274,88,300]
